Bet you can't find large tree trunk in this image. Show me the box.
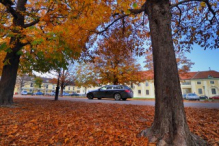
[0,49,21,104]
[0,0,26,105]
[139,0,206,145]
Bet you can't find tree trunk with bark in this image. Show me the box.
[138,0,206,145]
[0,49,21,104]
[0,0,26,105]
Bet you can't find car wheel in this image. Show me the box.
[87,94,93,100]
[114,93,121,101]
[122,98,127,101]
[98,98,101,100]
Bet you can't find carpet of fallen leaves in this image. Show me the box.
[0,99,218,146]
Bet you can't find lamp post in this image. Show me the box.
[55,70,61,101]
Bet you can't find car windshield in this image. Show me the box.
[100,86,107,90]
[188,93,197,96]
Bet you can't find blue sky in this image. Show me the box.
[184,45,219,72]
[138,45,219,72]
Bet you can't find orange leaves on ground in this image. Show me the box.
[0,99,218,145]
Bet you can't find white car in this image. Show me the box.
[48,92,55,96]
[21,90,28,95]
[186,93,200,100]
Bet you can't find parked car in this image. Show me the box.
[70,93,80,96]
[86,85,133,101]
[34,91,44,95]
[48,91,55,96]
[199,95,208,100]
[186,93,200,100]
[62,92,70,96]
[209,95,219,100]
[21,90,28,95]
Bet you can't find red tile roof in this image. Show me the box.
[141,70,219,80]
[191,70,219,79]
[179,72,197,80]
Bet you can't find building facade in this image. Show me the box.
[14,70,219,98]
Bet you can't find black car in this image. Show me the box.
[199,95,208,100]
[86,85,133,101]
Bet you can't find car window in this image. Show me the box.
[107,86,113,90]
[113,86,124,89]
[100,86,107,90]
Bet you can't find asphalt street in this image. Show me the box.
[14,95,219,109]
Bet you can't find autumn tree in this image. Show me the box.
[92,0,218,145]
[74,63,99,94]
[91,28,144,85]
[0,0,218,145]
[144,50,195,74]
[0,0,112,104]
[34,77,43,89]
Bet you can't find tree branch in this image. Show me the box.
[0,0,18,18]
[94,14,129,34]
[93,2,147,34]
[171,0,218,24]
[24,19,40,28]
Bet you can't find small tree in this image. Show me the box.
[144,50,194,74]
[91,28,144,85]
[75,63,99,94]
[34,77,43,90]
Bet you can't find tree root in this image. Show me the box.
[138,128,208,146]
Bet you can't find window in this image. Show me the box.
[30,82,33,87]
[77,87,80,89]
[114,86,123,89]
[138,83,140,86]
[198,88,202,94]
[68,87,70,90]
[146,90,149,95]
[131,84,134,89]
[107,86,113,89]
[53,85,55,89]
[197,81,201,84]
[210,81,214,84]
[73,87,75,90]
[211,88,216,94]
[146,81,149,86]
[138,90,141,94]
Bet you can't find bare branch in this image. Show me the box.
[170,0,202,8]
[171,0,218,24]
[176,5,182,27]
[94,14,129,34]
[94,2,147,34]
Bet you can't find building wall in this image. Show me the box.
[15,76,219,98]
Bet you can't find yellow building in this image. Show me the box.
[14,70,219,98]
[14,76,85,95]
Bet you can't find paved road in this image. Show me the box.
[14,95,219,109]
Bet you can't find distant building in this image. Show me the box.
[128,70,219,98]
[14,76,84,95]
[14,70,219,98]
